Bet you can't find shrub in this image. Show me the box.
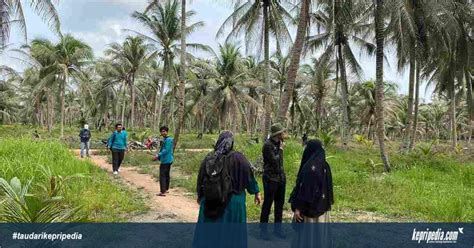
[0,177,85,222]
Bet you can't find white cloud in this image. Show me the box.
[101,0,147,9]
[71,17,148,57]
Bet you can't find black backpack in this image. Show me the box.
[202,151,233,219]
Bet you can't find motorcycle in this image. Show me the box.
[144,137,160,151]
[128,140,147,151]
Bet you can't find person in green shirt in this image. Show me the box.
[107,123,128,175]
[153,126,174,196]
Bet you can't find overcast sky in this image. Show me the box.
[0,0,432,101]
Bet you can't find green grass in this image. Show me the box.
[2,125,472,222]
[0,125,112,149]
[171,136,474,222]
[0,138,148,222]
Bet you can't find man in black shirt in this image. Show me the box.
[260,123,287,239]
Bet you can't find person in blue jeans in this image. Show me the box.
[79,124,91,158]
[153,126,174,196]
[107,123,128,175]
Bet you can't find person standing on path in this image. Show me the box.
[289,139,334,223]
[260,123,288,239]
[79,124,91,158]
[107,123,128,175]
[153,126,174,196]
[194,131,261,247]
[289,139,334,248]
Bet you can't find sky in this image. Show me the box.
[0,0,433,101]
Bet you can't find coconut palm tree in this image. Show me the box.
[105,36,157,128]
[199,44,261,130]
[385,0,428,151]
[278,0,311,127]
[353,80,397,139]
[30,34,93,137]
[270,51,290,102]
[302,0,375,145]
[423,0,472,149]
[11,44,61,131]
[132,0,210,130]
[242,55,264,135]
[0,177,84,222]
[218,0,294,139]
[187,59,214,135]
[0,0,60,46]
[175,0,187,150]
[299,56,334,133]
[0,77,19,123]
[374,0,391,172]
[92,59,127,129]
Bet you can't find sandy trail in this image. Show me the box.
[73,150,402,223]
[74,148,212,154]
[73,150,199,222]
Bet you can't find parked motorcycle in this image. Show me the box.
[144,137,160,151]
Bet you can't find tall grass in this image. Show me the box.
[0,138,148,222]
[172,136,473,222]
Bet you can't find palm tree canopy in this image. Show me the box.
[217,0,294,56]
[0,0,61,46]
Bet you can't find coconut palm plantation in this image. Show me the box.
[0,0,472,225]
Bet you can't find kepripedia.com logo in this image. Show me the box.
[412,227,464,244]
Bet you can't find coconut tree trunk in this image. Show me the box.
[315,91,323,133]
[262,1,272,140]
[410,62,420,149]
[46,91,51,133]
[337,44,350,146]
[290,100,295,135]
[249,101,255,136]
[152,80,159,131]
[314,106,321,133]
[279,82,283,104]
[156,59,168,131]
[200,112,206,136]
[34,99,40,125]
[245,107,252,135]
[121,80,127,125]
[367,117,372,138]
[104,112,109,130]
[450,81,457,149]
[60,78,66,138]
[170,87,176,131]
[404,52,415,151]
[278,0,311,123]
[113,83,119,122]
[174,0,186,150]
[130,74,136,129]
[374,0,391,172]
[466,69,473,144]
[47,90,53,133]
[219,111,226,131]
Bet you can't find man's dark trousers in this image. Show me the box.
[160,163,172,193]
[260,175,286,223]
[112,149,125,172]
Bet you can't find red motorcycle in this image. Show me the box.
[144,137,159,151]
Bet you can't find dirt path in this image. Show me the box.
[73,150,403,223]
[74,148,212,154]
[74,150,199,222]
